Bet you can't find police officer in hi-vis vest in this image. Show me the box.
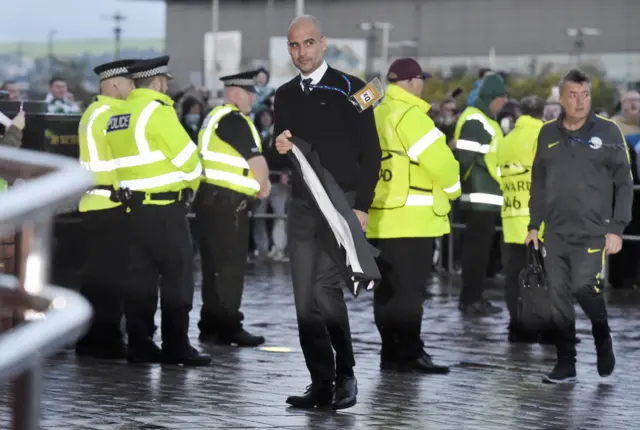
[368,58,460,374]
[196,70,271,347]
[105,56,211,366]
[75,59,138,359]
[496,95,545,342]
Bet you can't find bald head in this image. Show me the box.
[288,15,323,39]
[286,14,326,75]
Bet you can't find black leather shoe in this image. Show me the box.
[162,346,212,366]
[459,299,502,316]
[286,384,333,409]
[398,351,450,374]
[127,341,163,364]
[333,375,357,410]
[215,328,265,347]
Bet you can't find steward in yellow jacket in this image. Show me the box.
[497,95,546,342]
[453,73,507,316]
[75,59,138,360]
[367,58,459,374]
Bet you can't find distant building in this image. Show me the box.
[143,0,640,88]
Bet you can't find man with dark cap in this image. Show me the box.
[497,95,545,341]
[105,55,211,366]
[368,58,459,374]
[75,59,138,359]
[454,73,507,316]
[196,70,270,347]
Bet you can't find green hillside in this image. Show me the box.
[0,38,164,56]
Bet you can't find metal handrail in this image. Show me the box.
[0,146,94,430]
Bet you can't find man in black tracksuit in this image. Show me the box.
[526,70,633,383]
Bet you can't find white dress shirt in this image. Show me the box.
[300,61,329,91]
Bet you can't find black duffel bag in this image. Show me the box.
[516,242,554,333]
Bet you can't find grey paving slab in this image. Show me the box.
[1,264,639,429]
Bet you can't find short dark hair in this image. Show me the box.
[559,69,590,93]
[520,95,545,119]
[1,80,16,89]
[134,77,156,88]
[49,76,65,86]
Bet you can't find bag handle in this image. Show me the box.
[527,242,543,269]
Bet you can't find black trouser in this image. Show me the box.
[544,232,610,359]
[370,237,434,364]
[502,242,527,323]
[460,209,498,305]
[195,184,252,335]
[78,206,128,348]
[124,201,194,355]
[288,197,355,384]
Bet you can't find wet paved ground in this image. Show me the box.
[2,262,640,429]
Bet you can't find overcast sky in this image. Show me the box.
[0,0,166,42]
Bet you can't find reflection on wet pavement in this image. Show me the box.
[1,264,639,429]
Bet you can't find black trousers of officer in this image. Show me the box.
[370,237,434,364]
[460,209,499,305]
[289,197,355,385]
[78,206,128,349]
[124,201,194,355]
[195,184,252,336]
[544,232,610,359]
[502,242,527,324]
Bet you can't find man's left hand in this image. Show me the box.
[605,233,623,255]
[353,209,368,231]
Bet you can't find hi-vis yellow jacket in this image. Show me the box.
[198,104,262,197]
[105,88,202,205]
[367,84,461,239]
[78,95,122,212]
[497,114,544,243]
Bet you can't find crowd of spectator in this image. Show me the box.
[2,67,640,275]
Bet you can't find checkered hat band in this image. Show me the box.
[99,67,129,81]
[131,65,170,79]
[225,79,255,86]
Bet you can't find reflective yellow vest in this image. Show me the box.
[497,115,544,243]
[77,96,122,212]
[367,84,461,239]
[105,88,202,205]
[198,104,262,197]
[454,106,503,210]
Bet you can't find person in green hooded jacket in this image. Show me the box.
[454,73,507,316]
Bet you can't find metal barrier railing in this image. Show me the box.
[0,145,94,430]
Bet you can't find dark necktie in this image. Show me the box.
[302,78,313,95]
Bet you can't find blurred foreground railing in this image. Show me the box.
[0,146,93,430]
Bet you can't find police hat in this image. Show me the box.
[220,70,259,93]
[129,55,173,80]
[93,59,138,82]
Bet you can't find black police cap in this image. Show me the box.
[129,55,173,80]
[220,70,259,93]
[93,59,138,81]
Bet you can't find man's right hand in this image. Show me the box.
[525,229,539,249]
[257,181,271,200]
[275,130,293,154]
